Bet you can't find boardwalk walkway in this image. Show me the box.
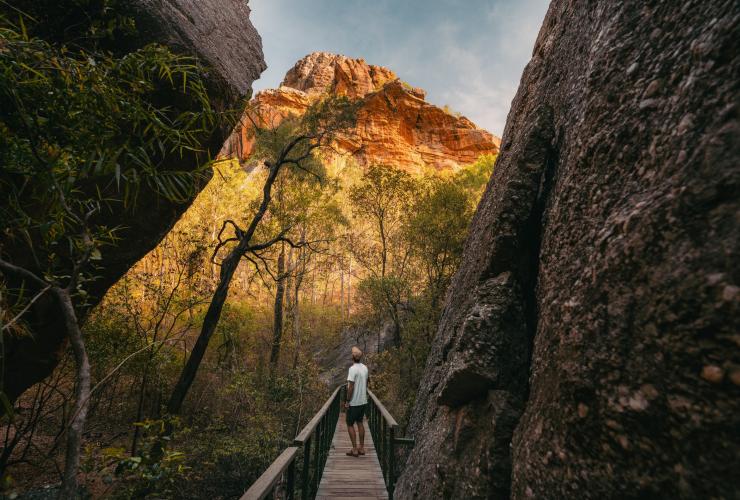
[316,416,388,499]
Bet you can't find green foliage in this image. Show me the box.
[213,301,255,369]
[357,275,409,317]
[179,362,327,498]
[101,417,190,499]
[442,104,463,118]
[349,165,415,230]
[4,0,142,54]
[349,164,415,277]
[84,302,147,375]
[405,177,471,302]
[455,153,497,202]
[0,12,223,292]
[359,154,496,428]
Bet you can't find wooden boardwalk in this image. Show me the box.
[316,415,388,499]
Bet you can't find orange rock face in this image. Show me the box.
[221,52,500,172]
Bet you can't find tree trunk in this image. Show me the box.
[130,367,149,456]
[269,244,286,372]
[339,256,344,322]
[166,248,242,414]
[167,158,283,413]
[285,248,294,315]
[56,287,91,500]
[291,255,305,370]
[347,256,352,317]
[379,219,387,278]
[311,269,316,305]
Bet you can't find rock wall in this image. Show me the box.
[395,0,739,498]
[2,0,265,402]
[221,52,500,172]
[132,0,265,102]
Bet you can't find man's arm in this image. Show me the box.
[346,381,354,408]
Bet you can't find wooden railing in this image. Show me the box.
[367,389,414,500]
[293,385,343,499]
[240,385,343,500]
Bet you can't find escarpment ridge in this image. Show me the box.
[222,52,500,172]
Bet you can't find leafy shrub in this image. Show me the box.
[100,418,190,499]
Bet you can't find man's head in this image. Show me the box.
[351,346,363,363]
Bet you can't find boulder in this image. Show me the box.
[2,0,265,403]
[395,0,739,498]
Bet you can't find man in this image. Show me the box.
[345,346,369,457]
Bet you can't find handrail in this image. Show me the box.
[240,385,344,500]
[367,388,414,500]
[368,389,398,428]
[240,447,299,500]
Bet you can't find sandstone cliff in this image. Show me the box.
[2,0,265,403]
[395,0,739,498]
[222,52,500,172]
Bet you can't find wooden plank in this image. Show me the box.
[316,415,388,499]
[240,446,298,500]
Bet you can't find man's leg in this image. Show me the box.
[357,419,365,454]
[347,418,358,453]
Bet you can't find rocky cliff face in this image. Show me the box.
[2,0,265,403]
[132,0,265,101]
[396,0,739,498]
[222,52,500,172]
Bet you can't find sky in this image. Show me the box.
[248,0,550,136]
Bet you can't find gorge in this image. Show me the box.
[1,0,738,499]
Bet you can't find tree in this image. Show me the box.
[166,96,356,413]
[405,178,472,312]
[349,165,416,346]
[349,165,415,278]
[455,153,497,204]
[0,11,223,496]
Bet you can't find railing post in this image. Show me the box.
[287,457,296,500]
[380,418,387,484]
[326,411,332,461]
[373,405,377,447]
[320,414,327,473]
[370,405,374,444]
[388,426,396,500]
[312,425,320,495]
[321,418,326,483]
[301,437,311,500]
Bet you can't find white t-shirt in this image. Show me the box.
[347,363,368,406]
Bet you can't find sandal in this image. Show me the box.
[358,449,366,455]
[346,450,359,457]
